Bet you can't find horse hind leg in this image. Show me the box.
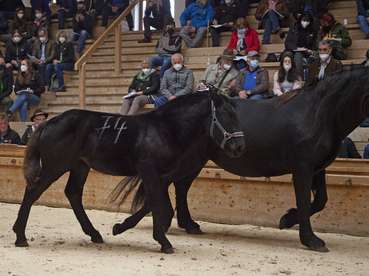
[64,161,103,243]
[279,170,327,230]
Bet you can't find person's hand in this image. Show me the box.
[212,19,218,25]
[297,47,307,51]
[112,6,119,13]
[197,82,207,91]
[239,50,246,56]
[5,63,12,69]
[239,90,248,99]
[136,91,143,95]
[53,59,60,64]
[169,95,176,101]
[11,60,17,66]
[226,21,233,27]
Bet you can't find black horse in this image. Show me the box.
[12,91,245,253]
[114,66,369,253]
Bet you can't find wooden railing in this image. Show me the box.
[74,0,144,109]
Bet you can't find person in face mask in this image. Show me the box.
[306,40,343,86]
[150,16,182,78]
[236,50,269,100]
[45,31,75,92]
[273,51,302,96]
[179,0,215,48]
[120,60,161,115]
[31,9,48,38]
[5,30,30,70]
[57,0,78,30]
[10,8,31,39]
[198,48,240,96]
[72,1,93,54]
[319,12,352,60]
[7,59,45,122]
[0,63,14,111]
[284,12,318,78]
[156,53,194,106]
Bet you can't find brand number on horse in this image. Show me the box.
[96,116,127,144]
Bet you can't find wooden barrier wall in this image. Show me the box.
[0,145,369,236]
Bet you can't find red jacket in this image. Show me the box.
[227,27,260,53]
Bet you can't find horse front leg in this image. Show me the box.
[279,170,328,230]
[292,167,329,252]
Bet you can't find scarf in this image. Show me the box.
[136,68,155,82]
[236,28,246,52]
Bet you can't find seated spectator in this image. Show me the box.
[157,53,194,106]
[356,0,369,39]
[102,0,133,30]
[0,114,21,144]
[235,50,269,100]
[337,137,361,159]
[10,8,32,40]
[198,48,239,96]
[273,51,302,96]
[320,12,352,60]
[31,0,52,18]
[150,17,182,77]
[7,59,45,121]
[179,0,215,48]
[0,63,14,111]
[209,0,239,47]
[0,11,10,42]
[46,31,75,92]
[21,108,48,144]
[120,60,160,115]
[30,9,49,38]
[255,0,289,44]
[226,17,260,69]
[284,12,318,78]
[72,0,93,54]
[57,0,77,29]
[306,40,343,86]
[31,28,54,88]
[5,30,31,70]
[138,0,171,43]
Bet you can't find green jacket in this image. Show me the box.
[321,22,352,60]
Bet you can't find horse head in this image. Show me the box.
[208,90,246,158]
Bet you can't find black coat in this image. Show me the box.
[0,128,21,144]
[0,68,13,100]
[214,2,241,24]
[21,125,34,145]
[5,39,31,63]
[14,71,45,97]
[53,41,75,64]
[73,11,93,34]
[129,71,160,95]
[337,137,361,159]
[285,21,318,51]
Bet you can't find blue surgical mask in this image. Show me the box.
[250,60,259,68]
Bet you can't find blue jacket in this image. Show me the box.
[180,2,214,28]
[356,0,369,16]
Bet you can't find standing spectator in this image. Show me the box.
[138,0,171,43]
[31,28,54,88]
[150,17,182,77]
[320,12,352,60]
[45,31,75,92]
[10,8,32,39]
[31,0,51,17]
[157,53,194,106]
[273,51,302,96]
[101,0,133,30]
[235,50,269,100]
[198,48,239,96]
[30,9,49,38]
[7,59,45,122]
[5,30,31,70]
[0,63,14,111]
[356,0,369,39]
[57,0,77,29]
[120,60,160,115]
[72,0,93,54]
[209,0,239,47]
[0,0,24,20]
[284,12,318,77]
[306,40,343,86]
[226,17,260,55]
[21,109,48,144]
[255,0,289,45]
[179,0,215,48]
[337,137,361,159]
[0,114,21,144]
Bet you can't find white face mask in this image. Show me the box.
[35,13,42,19]
[20,65,28,72]
[59,37,66,43]
[301,21,310,28]
[173,63,183,71]
[39,37,47,43]
[319,53,330,62]
[13,36,21,43]
[142,68,151,75]
[283,63,291,71]
[225,0,233,5]
[249,59,259,68]
[223,64,231,71]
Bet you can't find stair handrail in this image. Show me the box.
[74,0,144,109]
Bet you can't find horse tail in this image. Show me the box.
[23,123,46,189]
[108,176,145,213]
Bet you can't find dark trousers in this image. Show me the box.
[57,8,75,29]
[46,62,74,88]
[102,4,133,29]
[209,25,233,47]
[143,16,163,40]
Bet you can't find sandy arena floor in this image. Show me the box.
[1,202,369,276]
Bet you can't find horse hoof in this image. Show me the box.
[91,233,104,244]
[186,227,203,235]
[310,245,329,253]
[279,209,298,229]
[15,239,29,247]
[161,246,174,254]
[112,223,126,236]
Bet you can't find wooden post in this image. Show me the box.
[79,62,86,109]
[114,24,122,75]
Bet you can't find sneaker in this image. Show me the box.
[6,110,13,120]
[138,37,151,43]
[55,86,66,92]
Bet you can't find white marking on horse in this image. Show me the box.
[96,116,113,139]
[114,120,127,144]
[96,116,128,143]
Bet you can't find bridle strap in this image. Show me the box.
[210,100,244,149]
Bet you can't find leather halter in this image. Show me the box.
[210,100,245,149]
